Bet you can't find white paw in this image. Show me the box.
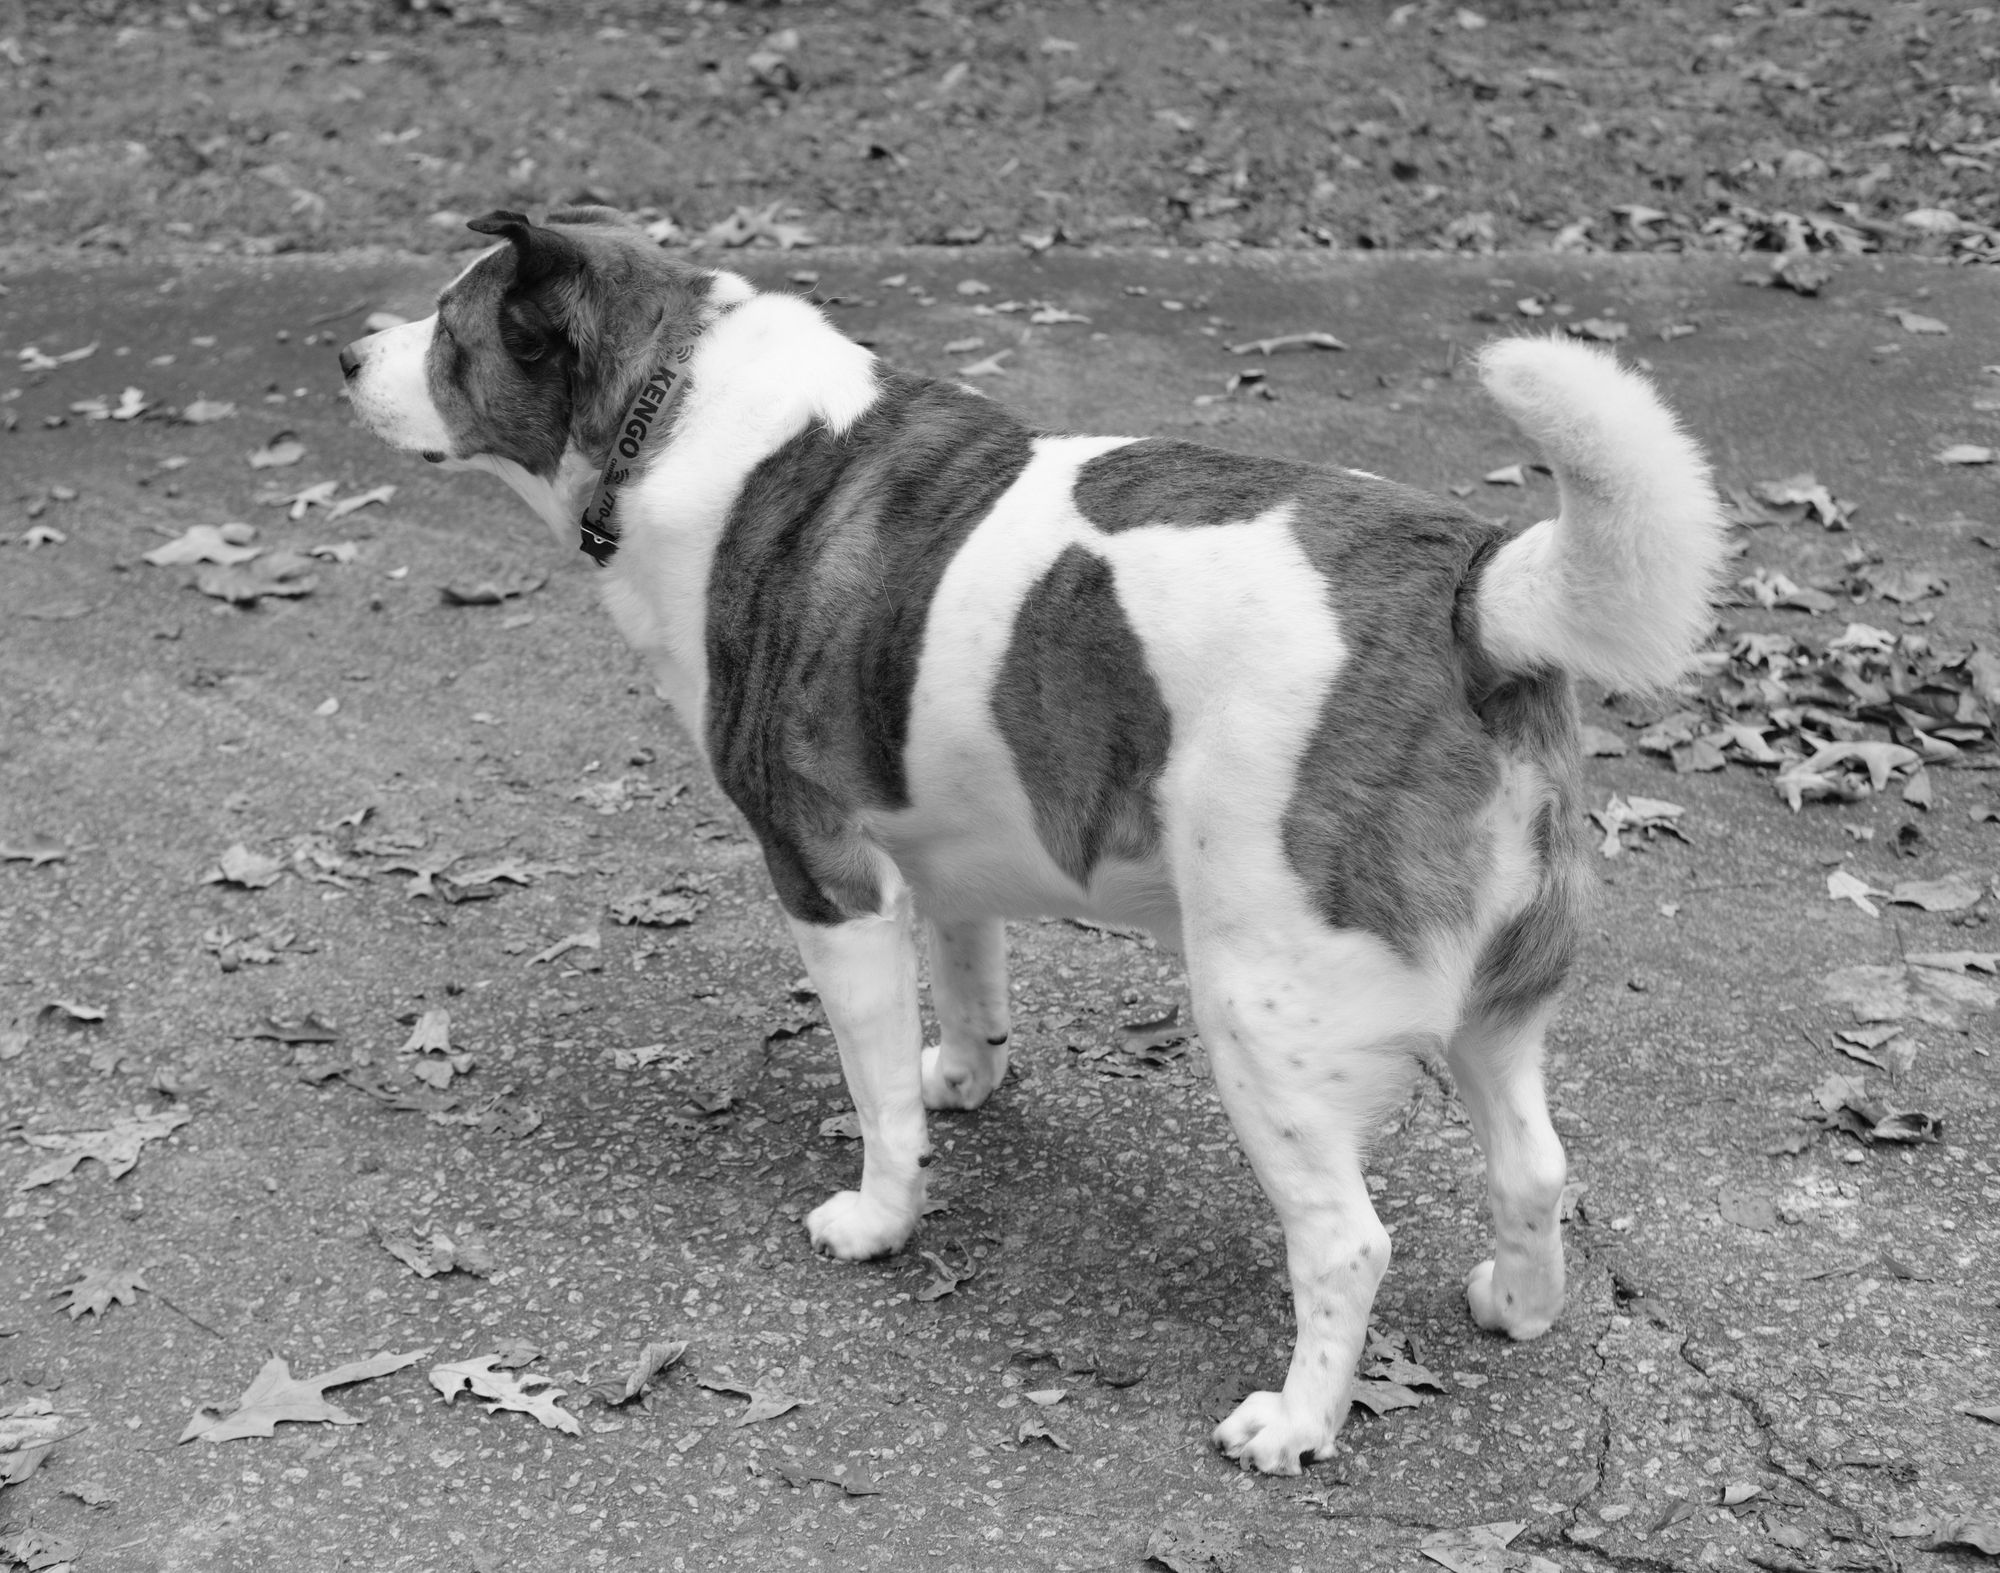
[806,1190,915,1261]
[1211,1389,1335,1476]
[1464,1258,1558,1341]
[920,1042,1005,1111]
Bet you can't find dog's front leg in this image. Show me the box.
[790,896,928,1261]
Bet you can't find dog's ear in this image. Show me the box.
[466,210,585,290]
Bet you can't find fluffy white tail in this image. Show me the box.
[1473,337,1727,692]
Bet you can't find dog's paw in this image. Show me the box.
[1212,1390,1334,1477]
[806,1190,915,1261]
[1464,1258,1559,1341]
[920,1042,1006,1111]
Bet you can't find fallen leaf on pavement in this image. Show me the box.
[529,930,600,966]
[249,1013,340,1045]
[376,1227,494,1280]
[16,1106,192,1190]
[52,1265,148,1322]
[1887,871,1985,912]
[608,885,708,927]
[203,843,284,889]
[1926,1518,2000,1556]
[585,1340,687,1407]
[429,1355,580,1435]
[1590,795,1687,856]
[194,556,317,604]
[1145,1522,1241,1573]
[182,1349,428,1443]
[143,524,264,568]
[1719,1183,1779,1233]
[916,1246,974,1301]
[180,398,236,424]
[1811,1071,1943,1145]
[1579,725,1627,757]
[1822,960,1998,1027]
[0,1399,79,1490]
[1935,444,1995,465]
[439,570,548,606]
[697,1374,804,1426]
[1753,473,1850,530]
[1905,950,2000,974]
[1827,869,1886,916]
[325,483,397,520]
[247,432,306,469]
[1889,309,1949,335]
[0,836,69,866]
[1419,1521,1560,1573]
[1225,331,1344,355]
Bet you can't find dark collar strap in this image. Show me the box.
[577,339,699,567]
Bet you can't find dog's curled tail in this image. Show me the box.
[1472,337,1727,692]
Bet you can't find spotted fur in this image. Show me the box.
[342,211,1726,1479]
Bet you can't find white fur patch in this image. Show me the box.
[598,290,881,735]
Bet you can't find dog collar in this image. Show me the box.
[577,341,698,567]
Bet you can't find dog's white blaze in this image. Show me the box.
[601,287,881,734]
[345,316,454,454]
[888,435,1140,921]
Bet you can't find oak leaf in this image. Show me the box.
[181,1349,427,1443]
[429,1355,580,1434]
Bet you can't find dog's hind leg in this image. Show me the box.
[922,917,1012,1110]
[1194,929,1434,1476]
[790,891,929,1262]
[1448,997,1568,1340]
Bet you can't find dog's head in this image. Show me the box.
[340,207,725,479]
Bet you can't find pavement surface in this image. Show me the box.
[0,243,1997,1573]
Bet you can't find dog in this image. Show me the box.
[341,207,1726,1475]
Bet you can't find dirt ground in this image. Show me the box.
[3,4,2000,1573]
[4,1,2000,262]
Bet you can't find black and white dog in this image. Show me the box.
[342,208,1725,1474]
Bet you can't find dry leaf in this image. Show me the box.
[1936,443,1995,465]
[17,1106,192,1190]
[1225,331,1344,355]
[697,1374,804,1426]
[429,1355,581,1435]
[1888,872,1985,912]
[182,1350,427,1443]
[142,524,262,568]
[1826,869,1885,916]
[52,1264,148,1322]
[585,1340,687,1407]
[247,432,306,469]
[205,843,284,889]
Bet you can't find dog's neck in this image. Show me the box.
[580,278,882,737]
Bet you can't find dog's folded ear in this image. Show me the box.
[466,210,585,290]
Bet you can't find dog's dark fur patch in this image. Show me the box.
[705,374,1035,924]
[992,544,1172,887]
[429,212,718,474]
[1464,674,1584,1023]
[1072,438,1548,965]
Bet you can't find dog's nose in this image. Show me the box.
[338,345,361,381]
